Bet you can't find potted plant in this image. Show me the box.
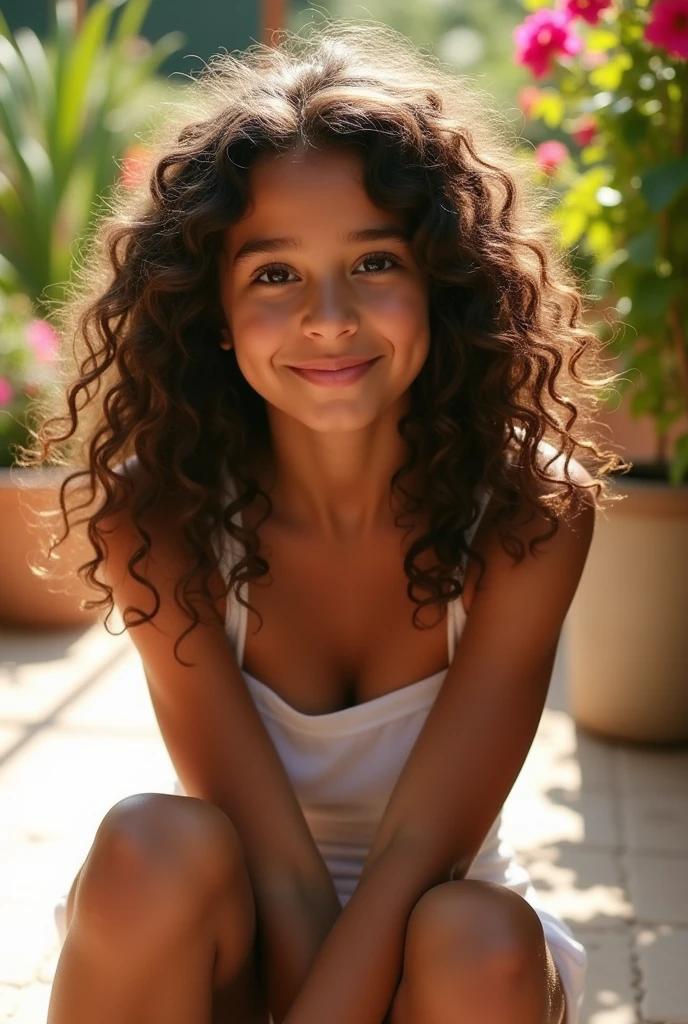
[514,0,688,742]
[0,0,183,628]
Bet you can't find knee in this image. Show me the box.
[404,879,545,992]
[73,793,247,942]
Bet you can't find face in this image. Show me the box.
[218,146,430,435]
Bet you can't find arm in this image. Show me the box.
[99,462,340,1019]
[282,484,596,1024]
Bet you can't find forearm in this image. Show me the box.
[281,838,449,1024]
[249,868,343,1024]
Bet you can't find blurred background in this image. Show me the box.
[1,2,687,1022]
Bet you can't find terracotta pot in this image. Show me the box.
[0,466,101,629]
[566,469,688,744]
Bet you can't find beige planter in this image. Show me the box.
[0,466,101,629]
[567,471,688,744]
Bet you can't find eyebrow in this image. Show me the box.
[231,226,412,268]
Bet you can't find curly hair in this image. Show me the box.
[17,18,629,665]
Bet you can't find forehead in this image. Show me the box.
[227,146,405,241]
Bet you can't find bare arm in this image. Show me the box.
[281,486,596,1024]
[99,463,340,1018]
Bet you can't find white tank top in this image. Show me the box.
[174,472,537,908]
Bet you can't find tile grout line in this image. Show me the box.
[609,747,647,1024]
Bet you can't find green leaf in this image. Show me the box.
[669,433,688,485]
[113,0,152,44]
[55,1,116,173]
[619,107,649,147]
[631,270,678,319]
[13,28,55,131]
[639,156,688,213]
[625,226,659,268]
[0,252,20,292]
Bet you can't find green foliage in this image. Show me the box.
[516,1,688,482]
[0,0,184,312]
[0,0,185,467]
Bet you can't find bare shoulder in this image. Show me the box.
[463,444,596,611]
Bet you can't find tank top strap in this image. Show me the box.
[210,467,248,664]
[447,484,492,664]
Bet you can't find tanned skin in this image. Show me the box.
[48,146,592,1024]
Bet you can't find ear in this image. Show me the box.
[220,327,233,351]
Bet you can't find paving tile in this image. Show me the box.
[636,925,688,1023]
[0,623,129,726]
[518,846,633,931]
[575,929,638,1024]
[0,728,175,846]
[0,725,23,761]
[502,789,618,850]
[0,985,21,1021]
[53,645,158,733]
[621,794,688,854]
[624,852,688,925]
[1,980,52,1023]
[616,747,688,799]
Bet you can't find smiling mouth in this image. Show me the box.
[286,356,382,387]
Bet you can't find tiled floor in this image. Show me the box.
[1,614,686,1023]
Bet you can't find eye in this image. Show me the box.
[250,251,402,286]
[354,251,402,275]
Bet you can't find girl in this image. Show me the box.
[32,18,626,1024]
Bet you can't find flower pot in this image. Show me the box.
[566,469,688,744]
[0,466,101,629]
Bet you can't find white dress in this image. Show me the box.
[53,473,587,1024]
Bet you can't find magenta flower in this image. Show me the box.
[572,114,598,146]
[0,376,14,407]
[514,8,585,79]
[561,0,615,26]
[645,0,688,60]
[26,319,60,364]
[535,140,571,174]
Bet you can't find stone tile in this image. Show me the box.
[616,747,688,799]
[2,980,52,1023]
[0,725,23,761]
[625,852,688,925]
[519,846,633,931]
[502,789,618,850]
[0,884,62,986]
[575,929,637,1024]
[621,794,688,854]
[574,731,616,794]
[0,623,130,726]
[636,925,688,1023]
[0,985,21,1021]
[54,645,158,733]
[0,727,175,845]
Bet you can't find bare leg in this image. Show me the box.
[47,793,270,1024]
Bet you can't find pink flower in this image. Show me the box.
[26,319,59,363]
[535,139,571,174]
[645,0,688,60]
[514,8,585,79]
[572,114,598,145]
[0,376,14,407]
[561,0,615,26]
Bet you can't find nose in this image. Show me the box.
[302,275,359,341]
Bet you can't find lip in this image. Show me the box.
[288,356,379,371]
[287,356,381,388]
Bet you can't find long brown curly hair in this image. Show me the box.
[17,18,629,665]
